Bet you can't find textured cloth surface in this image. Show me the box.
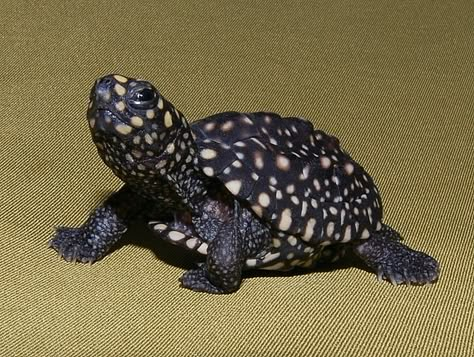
[1,0,473,356]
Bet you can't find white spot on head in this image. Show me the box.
[269,177,277,185]
[225,180,242,195]
[130,116,144,128]
[157,97,164,109]
[164,111,173,128]
[115,124,132,135]
[286,184,295,194]
[114,83,126,96]
[376,221,382,231]
[115,101,125,111]
[146,109,155,119]
[144,133,154,145]
[113,75,128,83]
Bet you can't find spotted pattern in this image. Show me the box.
[73,74,438,293]
[193,111,383,249]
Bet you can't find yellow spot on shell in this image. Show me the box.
[225,180,242,195]
[258,192,270,207]
[276,155,290,171]
[115,124,132,135]
[342,226,352,243]
[278,208,292,231]
[344,162,355,175]
[361,229,370,239]
[320,156,331,169]
[203,167,214,176]
[251,204,263,217]
[200,149,217,160]
[302,218,316,241]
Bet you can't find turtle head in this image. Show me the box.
[87,74,191,181]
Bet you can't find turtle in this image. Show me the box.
[49,74,440,294]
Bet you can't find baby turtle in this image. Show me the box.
[50,74,440,293]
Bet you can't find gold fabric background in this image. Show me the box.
[1,0,473,356]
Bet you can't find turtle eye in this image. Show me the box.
[129,87,158,109]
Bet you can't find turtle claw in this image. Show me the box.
[355,229,440,286]
[49,226,104,264]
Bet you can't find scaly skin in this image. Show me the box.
[51,74,440,293]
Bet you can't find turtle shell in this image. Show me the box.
[191,111,383,244]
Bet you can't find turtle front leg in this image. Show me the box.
[179,202,244,294]
[49,185,148,263]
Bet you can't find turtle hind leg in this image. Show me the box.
[353,224,440,285]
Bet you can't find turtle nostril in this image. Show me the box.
[93,76,115,102]
[97,77,114,91]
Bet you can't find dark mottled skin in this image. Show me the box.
[50,74,439,293]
